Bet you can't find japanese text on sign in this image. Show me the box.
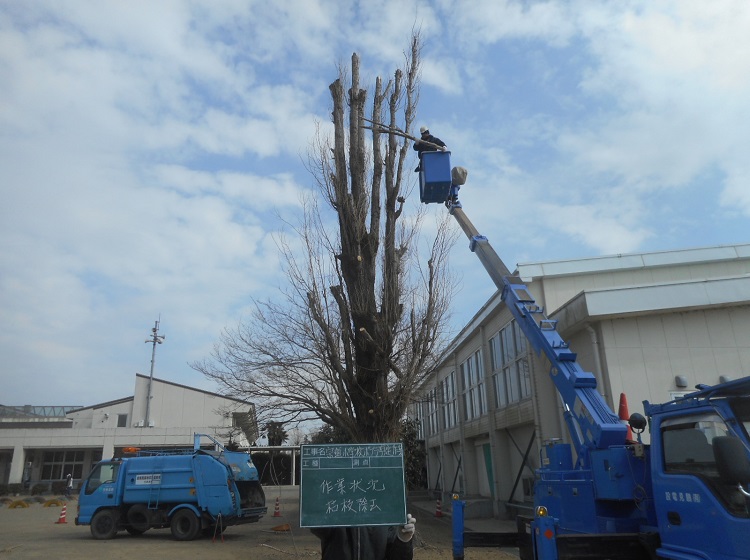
[299,443,406,527]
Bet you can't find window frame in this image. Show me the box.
[460,349,486,421]
[490,320,531,408]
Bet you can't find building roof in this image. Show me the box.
[0,405,81,419]
[5,374,251,416]
[517,243,750,281]
[66,396,135,413]
[552,274,750,333]
[133,373,251,405]
[435,243,750,366]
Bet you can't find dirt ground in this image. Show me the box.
[0,491,518,560]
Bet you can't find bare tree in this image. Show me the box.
[192,34,458,443]
[265,421,288,446]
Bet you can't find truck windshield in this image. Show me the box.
[84,462,121,495]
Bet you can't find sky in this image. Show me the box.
[2,1,749,408]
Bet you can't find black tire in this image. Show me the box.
[90,509,118,540]
[170,508,200,541]
[125,526,146,536]
[126,504,151,533]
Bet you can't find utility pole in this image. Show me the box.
[144,319,165,427]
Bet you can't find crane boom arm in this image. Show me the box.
[450,206,625,465]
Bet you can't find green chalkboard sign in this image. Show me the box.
[299,443,407,528]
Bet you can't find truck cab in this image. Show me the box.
[647,379,750,559]
[78,459,124,522]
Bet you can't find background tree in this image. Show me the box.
[265,421,288,447]
[306,423,351,445]
[192,34,457,444]
[214,426,243,450]
[400,418,427,490]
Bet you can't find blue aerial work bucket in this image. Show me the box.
[419,151,452,204]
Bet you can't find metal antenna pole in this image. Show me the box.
[144,319,165,427]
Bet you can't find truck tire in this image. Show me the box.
[90,509,119,540]
[126,504,151,533]
[170,508,200,541]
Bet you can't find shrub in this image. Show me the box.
[7,483,24,496]
[31,483,48,495]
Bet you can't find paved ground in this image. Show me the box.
[0,487,519,559]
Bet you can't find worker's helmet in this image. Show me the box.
[420,126,428,134]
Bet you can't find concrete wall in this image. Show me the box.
[600,306,750,420]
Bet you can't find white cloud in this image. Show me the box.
[2,0,749,405]
[152,165,305,211]
[564,1,750,198]
[539,200,653,255]
[441,0,576,48]
[721,167,750,213]
[421,56,463,95]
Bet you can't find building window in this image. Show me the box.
[460,349,486,420]
[426,388,438,435]
[415,413,425,440]
[440,371,457,429]
[490,321,531,408]
[41,450,85,480]
[117,414,128,427]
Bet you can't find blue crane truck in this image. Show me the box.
[75,433,267,540]
[417,151,750,560]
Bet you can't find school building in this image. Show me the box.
[409,243,750,518]
[0,373,258,491]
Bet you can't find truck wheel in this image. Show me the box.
[90,509,118,540]
[170,509,200,541]
[126,504,151,533]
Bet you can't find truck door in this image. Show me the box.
[79,461,122,520]
[652,413,750,559]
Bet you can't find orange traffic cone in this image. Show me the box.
[55,504,68,524]
[272,496,281,517]
[434,498,443,518]
[618,393,633,441]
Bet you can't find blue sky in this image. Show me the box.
[2,1,749,407]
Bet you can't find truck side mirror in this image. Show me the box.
[713,436,750,489]
[628,413,647,433]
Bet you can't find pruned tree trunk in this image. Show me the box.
[193,33,458,444]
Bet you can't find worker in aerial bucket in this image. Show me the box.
[413,126,446,172]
